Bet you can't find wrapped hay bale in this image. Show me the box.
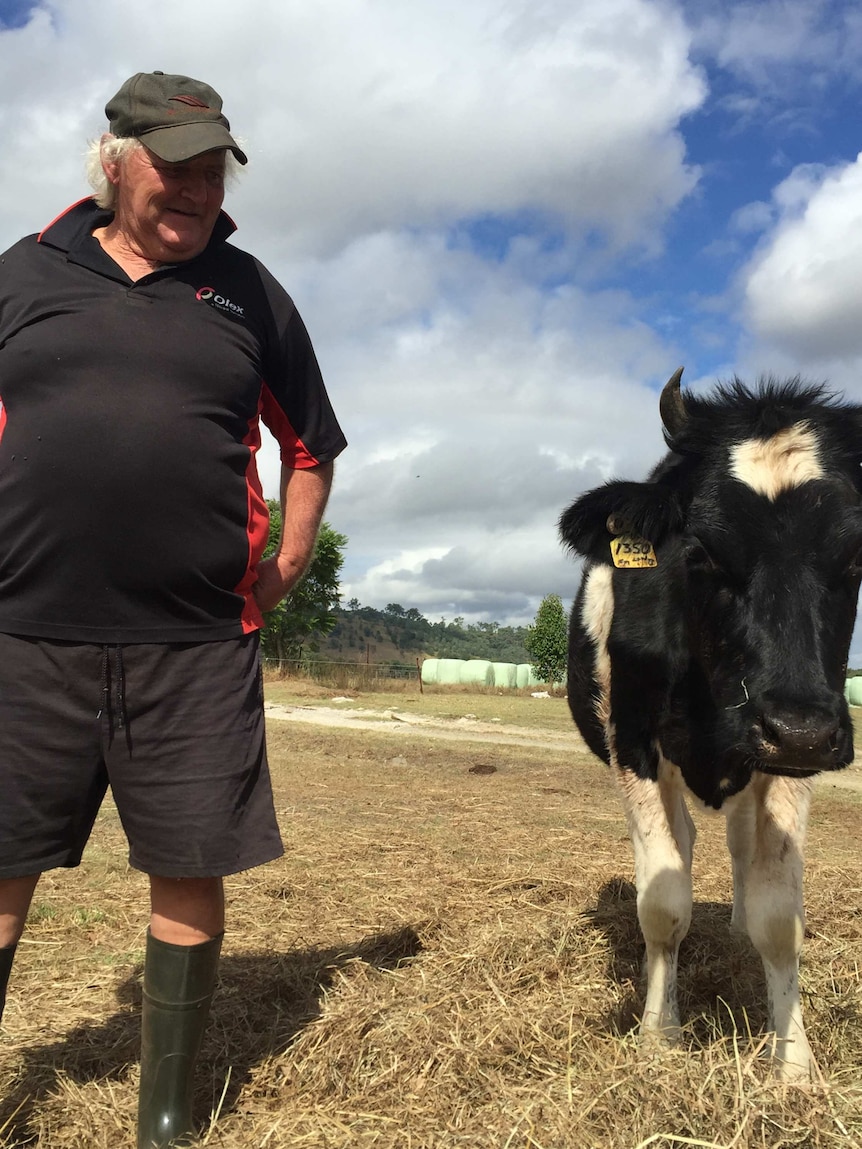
[847,677,862,706]
[435,658,465,685]
[516,663,542,689]
[491,662,517,688]
[421,658,439,686]
[460,659,494,686]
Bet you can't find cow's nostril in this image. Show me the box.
[759,711,841,758]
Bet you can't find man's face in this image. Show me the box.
[112,145,226,262]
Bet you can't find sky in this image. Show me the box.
[4,0,862,654]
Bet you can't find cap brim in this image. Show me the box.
[139,122,248,165]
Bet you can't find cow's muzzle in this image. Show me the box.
[750,707,849,772]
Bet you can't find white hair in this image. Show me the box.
[85,134,243,210]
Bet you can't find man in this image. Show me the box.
[0,71,346,1147]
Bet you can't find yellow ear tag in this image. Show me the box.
[610,534,658,569]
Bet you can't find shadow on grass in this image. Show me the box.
[582,877,769,1045]
[0,924,423,1146]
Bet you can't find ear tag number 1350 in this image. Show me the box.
[610,534,658,569]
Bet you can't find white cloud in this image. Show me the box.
[687,0,862,88]
[294,234,676,621]
[729,200,773,235]
[345,526,578,626]
[742,156,862,367]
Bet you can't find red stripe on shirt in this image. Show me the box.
[260,380,321,468]
[237,401,269,634]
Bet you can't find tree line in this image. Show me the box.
[334,601,534,664]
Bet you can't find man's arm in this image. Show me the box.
[253,461,334,613]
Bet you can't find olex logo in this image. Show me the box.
[195,286,245,317]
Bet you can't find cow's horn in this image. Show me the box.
[659,367,686,437]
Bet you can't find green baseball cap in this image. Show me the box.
[105,71,248,165]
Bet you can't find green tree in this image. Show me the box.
[259,499,347,664]
[525,594,568,684]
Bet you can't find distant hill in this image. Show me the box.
[319,603,531,666]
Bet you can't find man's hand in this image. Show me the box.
[252,552,306,613]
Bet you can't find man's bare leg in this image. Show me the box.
[0,874,40,1025]
[148,875,224,944]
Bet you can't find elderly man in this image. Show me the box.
[0,72,346,1147]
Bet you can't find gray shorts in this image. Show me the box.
[0,632,284,879]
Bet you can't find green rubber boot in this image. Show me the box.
[137,931,223,1149]
[0,944,16,1025]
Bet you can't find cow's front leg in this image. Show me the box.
[725,788,754,934]
[738,774,815,1081]
[615,757,694,1043]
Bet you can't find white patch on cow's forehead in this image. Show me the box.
[729,424,823,501]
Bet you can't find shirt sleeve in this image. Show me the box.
[253,257,347,468]
[0,237,36,353]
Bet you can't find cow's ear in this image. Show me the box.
[559,480,683,563]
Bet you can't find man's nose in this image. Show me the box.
[180,173,208,202]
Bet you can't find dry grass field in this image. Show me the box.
[1,683,861,1148]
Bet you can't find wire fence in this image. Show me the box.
[261,656,421,690]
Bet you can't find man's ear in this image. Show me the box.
[100,134,121,186]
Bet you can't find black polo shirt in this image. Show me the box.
[0,199,346,643]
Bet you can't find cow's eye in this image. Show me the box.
[686,539,719,571]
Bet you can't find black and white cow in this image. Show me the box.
[560,369,862,1079]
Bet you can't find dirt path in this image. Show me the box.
[264,701,862,793]
[264,702,582,753]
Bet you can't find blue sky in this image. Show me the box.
[0,0,32,27]
[649,1,862,381]
[3,0,862,656]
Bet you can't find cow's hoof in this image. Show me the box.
[638,1023,680,1049]
[760,1037,817,1085]
[772,1059,816,1086]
